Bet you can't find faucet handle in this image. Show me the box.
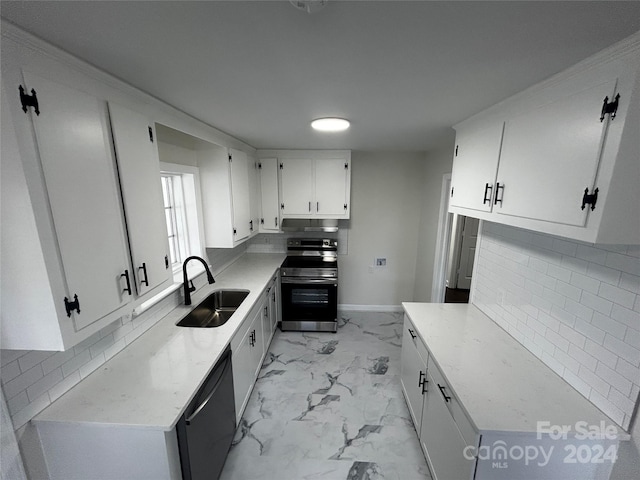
[188,280,196,293]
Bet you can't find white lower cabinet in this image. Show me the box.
[401,306,623,480]
[230,284,277,425]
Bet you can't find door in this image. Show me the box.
[455,217,479,290]
[229,148,251,241]
[496,78,617,226]
[108,102,171,297]
[315,158,348,216]
[22,71,131,330]
[280,158,314,215]
[450,122,504,212]
[259,158,280,231]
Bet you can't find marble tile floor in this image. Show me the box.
[220,311,432,480]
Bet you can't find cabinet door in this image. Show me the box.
[315,158,349,216]
[400,319,428,430]
[450,122,504,212]
[252,308,266,377]
[108,103,171,297]
[248,156,260,236]
[259,158,280,231]
[229,148,251,241]
[420,368,474,480]
[496,79,617,226]
[232,323,256,425]
[280,158,314,215]
[23,71,131,330]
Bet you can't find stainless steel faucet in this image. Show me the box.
[182,256,215,305]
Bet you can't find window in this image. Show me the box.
[159,163,204,275]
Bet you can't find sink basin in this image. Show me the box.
[177,290,249,328]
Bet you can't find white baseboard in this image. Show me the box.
[338,304,403,312]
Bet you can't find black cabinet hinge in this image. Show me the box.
[345,162,349,169]
[344,203,348,210]
[233,227,237,235]
[280,203,285,210]
[19,85,40,115]
[581,187,599,211]
[260,218,264,225]
[258,163,262,169]
[228,154,232,162]
[279,163,283,170]
[165,255,169,269]
[600,94,620,122]
[148,126,154,143]
[64,294,80,317]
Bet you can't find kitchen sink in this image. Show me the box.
[177,290,249,328]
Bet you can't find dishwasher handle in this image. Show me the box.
[185,349,232,425]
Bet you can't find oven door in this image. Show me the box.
[280,277,338,331]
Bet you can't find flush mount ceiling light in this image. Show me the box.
[290,0,328,14]
[311,117,350,132]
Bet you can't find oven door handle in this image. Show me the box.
[281,277,337,285]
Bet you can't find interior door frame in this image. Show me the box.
[431,174,452,302]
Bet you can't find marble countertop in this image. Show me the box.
[34,254,285,431]
[402,303,627,438]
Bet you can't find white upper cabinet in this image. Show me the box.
[258,157,280,232]
[198,146,256,247]
[449,34,640,243]
[248,154,260,236]
[108,102,172,297]
[1,70,134,350]
[449,121,504,213]
[496,78,618,226]
[278,151,351,219]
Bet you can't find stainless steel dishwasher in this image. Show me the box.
[176,345,236,480]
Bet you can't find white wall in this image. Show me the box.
[338,151,426,307]
[472,221,640,430]
[413,141,455,302]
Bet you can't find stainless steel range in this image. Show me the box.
[280,238,338,332]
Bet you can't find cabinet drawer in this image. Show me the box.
[403,315,429,363]
[428,358,478,448]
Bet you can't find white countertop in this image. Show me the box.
[35,253,285,431]
[402,303,627,438]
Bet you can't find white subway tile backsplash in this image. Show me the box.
[61,349,91,378]
[598,282,636,309]
[576,244,608,265]
[606,252,640,276]
[580,291,613,317]
[568,343,598,372]
[0,350,28,365]
[591,312,627,340]
[11,392,50,431]
[79,353,105,379]
[26,368,63,402]
[48,371,81,403]
[17,351,55,373]
[6,391,30,417]
[595,363,632,397]
[584,339,619,370]
[475,222,640,430]
[570,272,600,295]
[619,273,640,294]
[3,365,43,400]
[0,361,21,384]
[40,350,76,376]
[574,317,607,344]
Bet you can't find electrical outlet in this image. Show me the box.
[376,258,387,267]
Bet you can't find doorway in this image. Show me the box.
[431,174,480,303]
[445,215,478,303]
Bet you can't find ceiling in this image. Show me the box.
[2,1,640,152]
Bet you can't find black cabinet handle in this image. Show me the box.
[138,262,149,287]
[494,183,505,205]
[250,220,253,231]
[275,217,278,227]
[121,270,132,295]
[483,183,493,205]
[317,201,319,212]
[408,328,417,339]
[437,383,452,403]
[418,371,428,393]
[308,201,311,212]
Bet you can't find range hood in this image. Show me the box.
[280,219,348,232]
